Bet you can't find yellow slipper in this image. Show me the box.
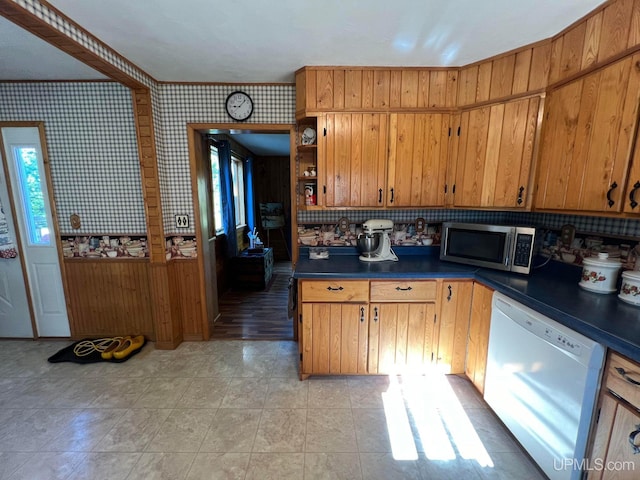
[113,335,145,360]
[101,337,124,360]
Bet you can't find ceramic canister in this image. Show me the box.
[619,270,640,306]
[579,252,622,294]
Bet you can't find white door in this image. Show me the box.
[0,166,33,337]
[1,127,70,337]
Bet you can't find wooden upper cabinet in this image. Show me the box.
[536,53,640,213]
[324,113,388,207]
[387,113,451,207]
[623,127,640,214]
[452,96,541,208]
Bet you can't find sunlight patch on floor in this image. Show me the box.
[381,367,494,468]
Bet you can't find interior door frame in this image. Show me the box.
[186,122,295,335]
[0,121,72,338]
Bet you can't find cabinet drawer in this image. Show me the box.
[370,280,437,302]
[605,352,640,408]
[301,280,369,302]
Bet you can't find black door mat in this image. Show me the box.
[47,337,146,364]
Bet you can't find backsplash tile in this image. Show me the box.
[298,209,640,240]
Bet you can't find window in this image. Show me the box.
[231,155,246,228]
[13,146,50,245]
[210,145,224,234]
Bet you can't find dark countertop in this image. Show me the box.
[294,247,640,363]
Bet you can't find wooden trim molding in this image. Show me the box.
[0,0,150,88]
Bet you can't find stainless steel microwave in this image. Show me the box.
[440,222,538,274]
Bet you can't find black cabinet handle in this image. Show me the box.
[360,307,365,323]
[517,186,525,205]
[378,188,382,203]
[629,181,640,209]
[395,286,413,291]
[607,182,618,208]
[629,424,640,454]
[615,367,640,386]
[452,184,456,194]
[447,285,452,302]
[326,286,344,291]
[374,306,378,322]
[390,188,394,204]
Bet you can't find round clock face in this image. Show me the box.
[225,91,254,121]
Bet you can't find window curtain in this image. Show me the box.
[214,139,237,258]
[244,156,255,234]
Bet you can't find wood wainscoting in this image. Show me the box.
[64,259,155,339]
[168,259,204,341]
[64,258,205,342]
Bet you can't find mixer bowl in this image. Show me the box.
[357,233,380,257]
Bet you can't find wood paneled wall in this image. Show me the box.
[548,0,640,85]
[457,43,551,106]
[64,259,154,339]
[296,67,458,116]
[168,259,204,341]
[254,155,291,261]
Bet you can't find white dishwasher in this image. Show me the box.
[484,292,605,480]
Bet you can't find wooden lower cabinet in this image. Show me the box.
[301,302,368,375]
[466,283,493,393]
[299,278,472,378]
[368,302,437,374]
[436,280,473,374]
[588,352,640,479]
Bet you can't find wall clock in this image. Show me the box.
[225,90,254,121]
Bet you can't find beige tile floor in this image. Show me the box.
[0,339,546,480]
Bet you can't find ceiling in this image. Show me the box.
[1,0,605,83]
[229,133,290,157]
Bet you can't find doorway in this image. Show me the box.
[188,123,295,340]
[0,125,69,338]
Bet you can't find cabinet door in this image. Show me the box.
[387,113,450,207]
[589,393,640,480]
[623,126,640,214]
[301,303,368,375]
[466,283,493,394]
[436,280,473,374]
[325,113,388,207]
[536,53,640,213]
[368,302,436,374]
[453,97,539,208]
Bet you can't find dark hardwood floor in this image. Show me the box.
[212,261,294,340]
